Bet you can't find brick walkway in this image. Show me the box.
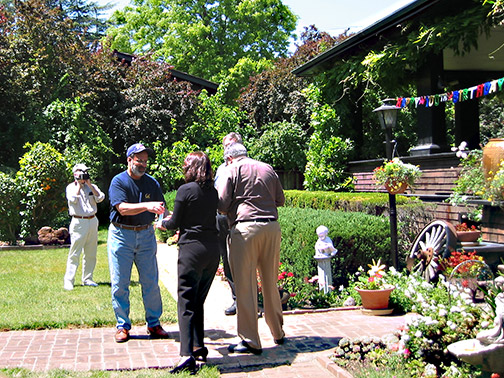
[0,244,409,376]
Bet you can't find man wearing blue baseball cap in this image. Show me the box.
[108,143,169,343]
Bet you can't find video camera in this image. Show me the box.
[76,172,90,181]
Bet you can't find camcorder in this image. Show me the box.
[76,172,90,181]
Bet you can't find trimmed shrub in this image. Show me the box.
[284,189,417,214]
[278,206,391,288]
[0,172,21,244]
[16,142,69,240]
[283,190,435,266]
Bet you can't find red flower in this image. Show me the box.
[287,272,294,277]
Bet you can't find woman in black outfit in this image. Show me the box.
[158,152,219,374]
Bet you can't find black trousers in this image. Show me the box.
[177,239,219,356]
[216,213,236,300]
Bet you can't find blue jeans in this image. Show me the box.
[107,223,163,330]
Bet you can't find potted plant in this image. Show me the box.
[454,222,481,243]
[354,259,395,310]
[372,158,422,194]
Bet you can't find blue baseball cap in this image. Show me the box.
[126,143,154,158]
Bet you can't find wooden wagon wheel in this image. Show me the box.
[406,220,457,281]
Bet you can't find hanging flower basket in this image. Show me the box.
[372,158,422,194]
[384,180,408,195]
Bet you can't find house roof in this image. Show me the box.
[292,0,504,76]
[113,50,219,94]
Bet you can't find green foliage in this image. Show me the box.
[150,139,199,191]
[303,85,354,191]
[0,171,21,243]
[0,0,91,167]
[303,133,354,191]
[15,142,69,240]
[44,97,115,181]
[283,189,434,267]
[106,0,297,81]
[215,57,274,105]
[284,189,418,213]
[278,206,391,289]
[184,90,246,149]
[248,121,307,171]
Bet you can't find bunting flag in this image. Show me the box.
[395,76,504,109]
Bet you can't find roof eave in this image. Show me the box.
[292,0,440,77]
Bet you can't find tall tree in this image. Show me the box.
[106,0,297,80]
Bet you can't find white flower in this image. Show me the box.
[459,141,468,150]
[450,306,462,313]
[338,285,344,292]
[401,334,410,343]
[415,330,422,338]
[439,308,447,317]
[424,363,437,376]
[456,150,468,158]
[481,321,490,329]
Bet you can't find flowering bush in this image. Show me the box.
[338,267,489,377]
[439,250,484,276]
[355,259,391,290]
[449,141,504,206]
[372,157,422,191]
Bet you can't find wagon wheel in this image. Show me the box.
[406,220,457,281]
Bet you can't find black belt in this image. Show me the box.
[73,215,95,219]
[112,222,151,231]
[236,218,276,223]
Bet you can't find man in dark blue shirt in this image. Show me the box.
[108,143,169,343]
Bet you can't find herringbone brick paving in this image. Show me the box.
[0,243,409,376]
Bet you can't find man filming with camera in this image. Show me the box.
[63,164,105,291]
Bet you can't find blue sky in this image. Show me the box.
[101,0,415,49]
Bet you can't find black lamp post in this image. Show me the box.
[373,99,401,269]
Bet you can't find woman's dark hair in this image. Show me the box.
[183,151,213,186]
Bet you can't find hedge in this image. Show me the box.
[278,206,392,288]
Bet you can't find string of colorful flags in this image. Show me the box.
[395,76,504,109]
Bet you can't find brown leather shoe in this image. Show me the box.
[115,328,129,343]
[147,325,170,339]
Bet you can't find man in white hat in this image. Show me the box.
[63,163,105,291]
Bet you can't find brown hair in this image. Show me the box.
[183,152,213,186]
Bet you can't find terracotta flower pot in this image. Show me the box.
[355,286,395,310]
[456,231,481,243]
[384,180,408,195]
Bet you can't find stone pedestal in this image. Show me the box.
[315,256,333,294]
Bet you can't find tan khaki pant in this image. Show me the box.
[228,221,284,349]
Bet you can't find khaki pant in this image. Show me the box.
[228,221,284,349]
[64,216,99,285]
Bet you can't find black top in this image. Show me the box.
[162,181,218,244]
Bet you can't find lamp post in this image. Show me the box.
[373,99,401,269]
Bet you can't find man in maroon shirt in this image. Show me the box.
[218,143,285,355]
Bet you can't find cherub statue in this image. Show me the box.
[477,292,504,345]
[314,225,337,258]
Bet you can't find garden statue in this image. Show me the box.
[314,225,337,294]
[448,286,504,374]
[477,292,504,345]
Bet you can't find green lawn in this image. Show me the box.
[0,228,177,330]
[0,229,223,376]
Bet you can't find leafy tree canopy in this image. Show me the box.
[105,0,297,80]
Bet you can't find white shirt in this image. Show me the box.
[66,182,105,217]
